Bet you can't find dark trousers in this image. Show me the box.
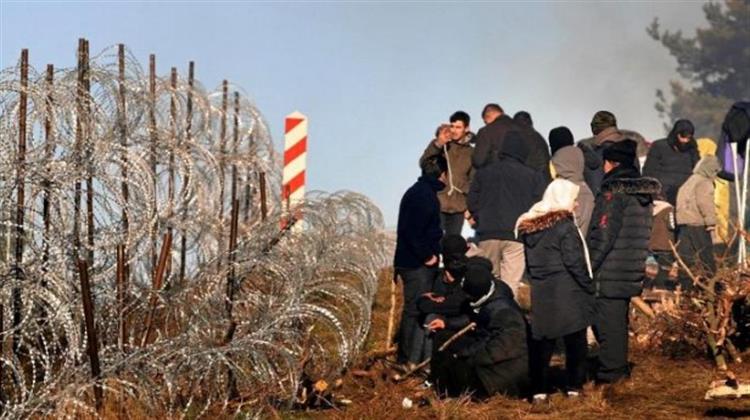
[431,329,487,398]
[530,329,588,394]
[677,225,716,278]
[593,298,631,383]
[441,212,465,236]
[397,266,438,364]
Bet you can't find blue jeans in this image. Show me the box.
[396,265,438,364]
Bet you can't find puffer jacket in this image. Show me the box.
[642,120,700,205]
[676,156,720,227]
[551,146,595,235]
[587,165,659,298]
[518,210,594,340]
[420,133,475,214]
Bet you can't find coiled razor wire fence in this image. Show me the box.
[0,40,392,418]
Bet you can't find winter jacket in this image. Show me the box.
[587,166,659,298]
[649,200,675,252]
[394,176,444,269]
[472,114,518,168]
[676,156,720,227]
[468,133,546,241]
[578,127,646,194]
[642,124,700,205]
[453,276,529,397]
[518,125,552,180]
[518,211,594,340]
[420,133,475,214]
[551,146,595,235]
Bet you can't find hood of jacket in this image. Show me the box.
[693,155,721,178]
[516,210,574,247]
[667,119,697,151]
[501,130,529,163]
[515,178,578,236]
[551,146,585,183]
[601,166,660,205]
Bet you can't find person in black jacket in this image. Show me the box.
[394,155,448,366]
[467,131,546,296]
[587,140,659,383]
[514,111,552,181]
[472,103,519,169]
[516,178,595,402]
[642,119,700,205]
[428,257,529,399]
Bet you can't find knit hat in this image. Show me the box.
[461,257,495,300]
[501,130,529,162]
[602,139,637,165]
[549,126,575,155]
[590,111,617,135]
[442,234,468,278]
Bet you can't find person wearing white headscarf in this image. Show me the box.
[516,179,594,403]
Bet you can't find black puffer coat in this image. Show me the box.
[518,211,594,340]
[454,278,529,397]
[642,120,700,204]
[587,165,659,298]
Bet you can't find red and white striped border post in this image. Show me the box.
[282,111,307,219]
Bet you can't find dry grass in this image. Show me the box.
[290,273,750,420]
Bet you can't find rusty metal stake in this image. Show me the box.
[78,259,103,411]
[148,54,158,282]
[259,172,268,222]
[141,232,172,347]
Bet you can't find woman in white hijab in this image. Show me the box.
[516,179,595,404]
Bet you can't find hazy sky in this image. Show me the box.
[1,1,710,226]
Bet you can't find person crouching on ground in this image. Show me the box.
[676,155,721,279]
[515,178,595,404]
[427,256,529,399]
[393,155,448,368]
[587,140,659,384]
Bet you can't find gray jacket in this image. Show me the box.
[676,156,720,227]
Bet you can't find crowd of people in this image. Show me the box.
[392,104,725,404]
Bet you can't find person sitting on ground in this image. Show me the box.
[427,257,529,399]
[676,155,721,280]
[516,178,595,404]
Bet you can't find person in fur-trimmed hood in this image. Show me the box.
[516,179,594,402]
[587,140,659,384]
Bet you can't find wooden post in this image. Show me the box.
[78,259,103,410]
[117,44,130,349]
[216,80,228,271]
[12,48,29,357]
[179,61,194,286]
[148,54,158,282]
[73,39,85,260]
[42,64,54,286]
[84,39,95,271]
[167,67,177,282]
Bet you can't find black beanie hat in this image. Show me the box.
[461,257,495,300]
[442,235,467,261]
[602,139,637,165]
[591,111,617,135]
[549,126,575,155]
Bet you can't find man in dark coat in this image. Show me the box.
[472,103,519,169]
[587,140,659,383]
[642,119,700,205]
[577,111,648,194]
[428,257,529,399]
[467,131,546,296]
[514,111,551,181]
[394,155,448,366]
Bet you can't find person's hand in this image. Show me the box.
[427,318,445,332]
[422,292,445,303]
[425,255,438,266]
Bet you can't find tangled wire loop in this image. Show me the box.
[0,45,391,418]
